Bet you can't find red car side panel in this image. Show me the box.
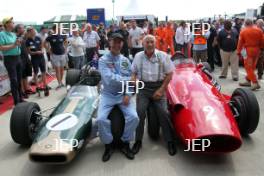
[167,64,242,153]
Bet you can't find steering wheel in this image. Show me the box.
[171,51,187,61]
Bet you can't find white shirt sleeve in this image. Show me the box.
[95,32,100,42]
[175,28,182,44]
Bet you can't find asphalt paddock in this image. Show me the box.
[0,66,263,176]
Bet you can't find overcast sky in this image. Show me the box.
[0,0,263,24]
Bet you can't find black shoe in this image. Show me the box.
[21,99,27,103]
[218,75,227,79]
[22,93,29,99]
[167,141,177,156]
[132,141,142,154]
[120,142,134,160]
[47,85,52,90]
[233,78,238,81]
[44,86,49,97]
[102,144,114,162]
[36,87,41,97]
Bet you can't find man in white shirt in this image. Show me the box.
[38,26,48,42]
[83,23,100,63]
[175,21,190,57]
[68,30,85,69]
[129,20,145,58]
[38,26,50,73]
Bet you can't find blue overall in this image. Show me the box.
[97,52,139,144]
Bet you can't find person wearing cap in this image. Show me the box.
[97,33,139,162]
[26,26,49,96]
[0,17,24,105]
[131,34,177,156]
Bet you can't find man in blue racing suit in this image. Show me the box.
[97,33,139,162]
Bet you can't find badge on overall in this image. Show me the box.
[121,61,129,70]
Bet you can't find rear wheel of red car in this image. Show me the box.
[231,88,260,135]
[10,102,41,146]
[147,102,160,140]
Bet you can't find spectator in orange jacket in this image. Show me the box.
[237,19,263,90]
[163,22,175,55]
[155,23,165,51]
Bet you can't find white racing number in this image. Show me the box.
[203,106,218,121]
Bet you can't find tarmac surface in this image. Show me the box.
[0,66,263,176]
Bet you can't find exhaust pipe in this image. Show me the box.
[29,154,70,163]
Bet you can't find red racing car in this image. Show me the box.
[147,52,260,153]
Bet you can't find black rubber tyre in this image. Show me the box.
[147,102,160,140]
[231,88,260,135]
[66,69,81,86]
[81,70,101,86]
[202,62,212,73]
[108,106,125,142]
[230,96,248,134]
[10,102,41,146]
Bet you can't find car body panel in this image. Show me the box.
[167,60,242,153]
[29,86,99,163]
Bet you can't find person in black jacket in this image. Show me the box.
[15,24,34,99]
[116,22,130,58]
[207,23,217,71]
[217,20,239,81]
[98,23,106,50]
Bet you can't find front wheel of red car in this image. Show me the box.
[230,88,260,135]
